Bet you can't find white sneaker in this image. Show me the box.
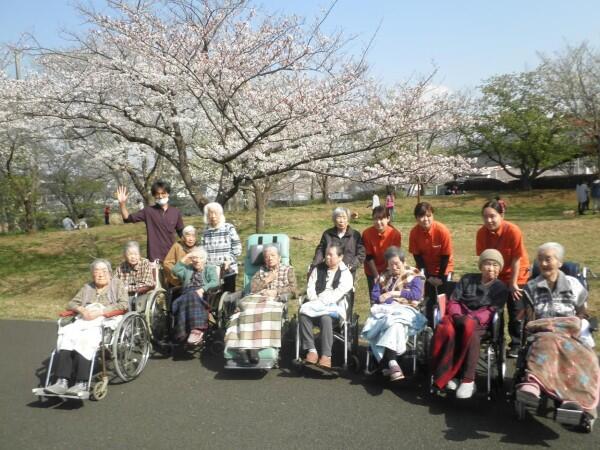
[446,378,459,391]
[65,381,88,396]
[44,378,69,395]
[456,381,476,399]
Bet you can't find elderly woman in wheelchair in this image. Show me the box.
[171,247,219,346]
[43,259,129,396]
[361,246,426,382]
[115,241,156,310]
[299,244,354,370]
[430,249,509,399]
[514,242,599,432]
[224,243,297,366]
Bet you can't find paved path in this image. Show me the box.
[0,320,597,449]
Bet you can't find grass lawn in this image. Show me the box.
[1,190,598,344]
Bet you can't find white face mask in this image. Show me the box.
[156,196,169,206]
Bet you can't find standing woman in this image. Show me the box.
[408,202,454,326]
[202,202,242,292]
[385,190,395,222]
[310,207,365,278]
[476,200,530,357]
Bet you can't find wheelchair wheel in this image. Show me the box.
[91,379,108,401]
[113,313,151,382]
[146,290,169,346]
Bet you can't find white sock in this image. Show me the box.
[388,359,400,369]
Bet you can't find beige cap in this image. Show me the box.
[478,249,504,269]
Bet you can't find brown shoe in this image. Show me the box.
[304,350,318,365]
[317,355,332,369]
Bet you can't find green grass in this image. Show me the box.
[1,190,599,335]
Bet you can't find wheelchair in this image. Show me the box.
[363,298,433,380]
[32,308,151,401]
[140,259,227,356]
[220,233,295,370]
[512,261,597,432]
[293,287,360,374]
[430,281,506,400]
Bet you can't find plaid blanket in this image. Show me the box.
[524,316,600,412]
[172,289,209,341]
[224,294,284,350]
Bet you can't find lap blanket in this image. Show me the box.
[525,316,600,412]
[224,294,284,350]
[57,303,123,360]
[361,303,427,362]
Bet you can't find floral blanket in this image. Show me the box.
[524,316,600,412]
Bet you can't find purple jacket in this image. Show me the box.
[370,276,424,304]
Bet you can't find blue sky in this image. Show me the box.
[2,0,599,90]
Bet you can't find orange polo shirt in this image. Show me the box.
[408,221,454,276]
[362,225,402,276]
[476,220,530,285]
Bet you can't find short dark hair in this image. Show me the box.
[151,180,171,196]
[414,202,434,218]
[372,205,389,219]
[481,200,503,215]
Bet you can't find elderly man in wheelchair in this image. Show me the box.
[514,242,599,432]
[38,259,145,400]
[223,243,297,367]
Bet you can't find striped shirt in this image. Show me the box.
[201,222,242,274]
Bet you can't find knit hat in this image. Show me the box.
[478,249,504,269]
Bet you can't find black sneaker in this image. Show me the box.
[507,344,521,358]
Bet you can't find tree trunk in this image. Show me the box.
[316,174,331,204]
[251,179,273,233]
[519,174,533,190]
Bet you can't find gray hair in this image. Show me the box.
[537,242,565,262]
[384,246,405,263]
[189,246,208,263]
[331,207,350,222]
[263,243,280,255]
[123,240,141,255]
[90,258,112,275]
[203,202,225,226]
[182,225,196,236]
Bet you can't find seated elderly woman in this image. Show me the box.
[171,247,219,345]
[224,244,297,364]
[517,242,599,420]
[361,247,426,381]
[430,249,508,399]
[300,244,353,369]
[163,225,199,287]
[44,259,129,396]
[114,241,155,309]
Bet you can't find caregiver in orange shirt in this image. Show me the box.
[409,202,454,326]
[362,206,402,295]
[476,199,530,358]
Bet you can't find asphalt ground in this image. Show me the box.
[0,319,598,449]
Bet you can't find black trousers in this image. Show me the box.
[423,276,452,328]
[223,274,237,293]
[507,289,525,346]
[54,350,92,382]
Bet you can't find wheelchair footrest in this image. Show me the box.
[555,408,584,426]
[32,387,90,400]
[224,359,277,370]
